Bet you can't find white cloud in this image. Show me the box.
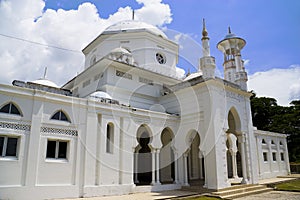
[176,67,185,78]
[243,59,250,66]
[248,65,300,106]
[135,0,172,26]
[0,0,173,86]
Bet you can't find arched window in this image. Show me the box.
[279,141,283,146]
[262,139,266,144]
[50,110,70,122]
[106,123,114,153]
[0,102,22,116]
[271,140,275,145]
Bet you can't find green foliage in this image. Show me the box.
[275,179,300,192]
[250,92,300,162]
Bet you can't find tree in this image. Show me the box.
[250,92,300,162]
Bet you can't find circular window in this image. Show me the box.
[156,53,166,64]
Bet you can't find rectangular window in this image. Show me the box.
[272,152,277,161]
[280,153,284,161]
[46,140,68,159]
[263,152,268,162]
[0,136,18,157]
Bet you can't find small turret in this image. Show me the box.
[217,27,248,90]
[199,19,216,79]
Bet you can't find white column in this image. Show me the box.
[155,149,161,185]
[230,150,238,179]
[183,152,189,186]
[256,136,262,177]
[268,142,273,172]
[151,150,156,185]
[199,150,204,180]
[174,152,179,184]
[276,141,281,172]
[134,151,139,184]
[283,140,291,174]
[203,150,207,188]
[239,135,248,184]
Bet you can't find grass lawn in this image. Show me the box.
[275,179,300,192]
[177,196,220,200]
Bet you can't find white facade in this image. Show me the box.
[0,20,290,200]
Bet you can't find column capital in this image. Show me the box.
[223,127,229,133]
[229,149,237,155]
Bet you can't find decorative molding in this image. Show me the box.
[0,121,31,131]
[226,90,244,102]
[41,126,78,136]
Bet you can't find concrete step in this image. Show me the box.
[221,187,273,199]
[212,185,267,196]
[217,184,255,192]
[208,184,273,199]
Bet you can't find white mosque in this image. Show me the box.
[0,19,290,200]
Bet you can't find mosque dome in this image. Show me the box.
[31,78,59,88]
[89,91,112,99]
[103,20,168,39]
[184,71,203,81]
[110,47,131,55]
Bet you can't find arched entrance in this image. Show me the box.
[134,125,152,185]
[226,108,246,183]
[184,130,205,186]
[160,128,175,184]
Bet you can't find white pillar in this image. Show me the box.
[199,150,204,180]
[283,140,291,174]
[203,150,207,188]
[156,149,161,185]
[151,150,156,185]
[231,150,238,179]
[276,141,281,172]
[134,151,139,184]
[239,135,248,184]
[183,152,189,186]
[268,142,273,172]
[256,136,262,178]
[174,152,179,184]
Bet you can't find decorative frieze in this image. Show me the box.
[0,121,31,131]
[41,126,78,136]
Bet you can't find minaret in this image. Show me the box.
[200,19,216,79]
[217,27,248,90]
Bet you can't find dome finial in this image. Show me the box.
[202,18,208,37]
[228,26,232,34]
[132,10,135,20]
[43,67,47,79]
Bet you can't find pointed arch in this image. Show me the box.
[227,107,241,134]
[136,124,153,144]
[185,129,203,182]
[134,124,153,185]
[0,102,22,116]
[50,110,71,122]
[160,127,175,184]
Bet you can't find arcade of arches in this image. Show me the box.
[134,125,206,186]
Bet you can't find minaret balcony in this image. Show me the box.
[235,71,248,81]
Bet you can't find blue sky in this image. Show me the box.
[0,0,299,105]
[43,0,300,74]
